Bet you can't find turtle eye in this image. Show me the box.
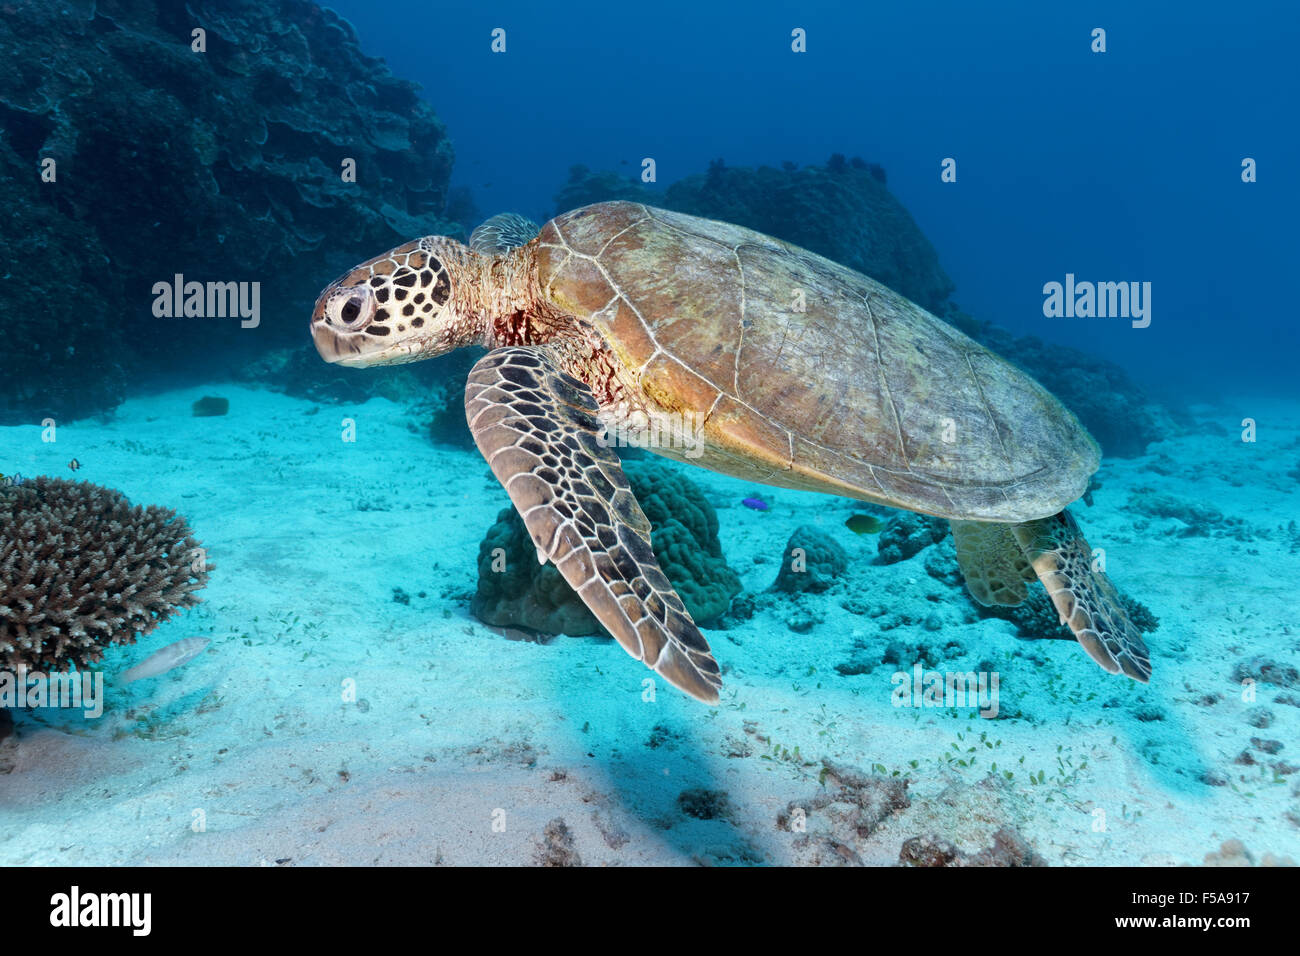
[330,289,373,329]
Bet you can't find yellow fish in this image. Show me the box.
[844,513,884,535]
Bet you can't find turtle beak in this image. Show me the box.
[311,284,374,365]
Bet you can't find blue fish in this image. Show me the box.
[742,496,769,511]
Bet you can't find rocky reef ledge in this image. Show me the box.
[0,0,458,423]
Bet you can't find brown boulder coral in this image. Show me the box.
[0,478,211,673]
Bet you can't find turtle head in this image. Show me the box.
[311,237,478,367]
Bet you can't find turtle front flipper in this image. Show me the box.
[465,345,723,703]
[1011,511,1152,682]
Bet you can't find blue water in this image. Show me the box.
[324,0,1299,397]
[4,0,1298,869]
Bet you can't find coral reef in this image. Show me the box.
[553,164,656,215]
[772,525,848,593]
[0,478,211,673]
[471,460,740,635]
[677,787,733,821]
[0,0,458,424]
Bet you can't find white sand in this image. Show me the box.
[2,384,1296,866]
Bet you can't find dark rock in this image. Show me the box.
[1245,706,1274,729]
[191,396,229,417]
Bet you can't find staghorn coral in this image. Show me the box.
[471,460,740,635]
[0,478,210,673]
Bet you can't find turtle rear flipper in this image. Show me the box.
[950,520,1037,607]
[1011,511,1152,682]
[465,345,723,703]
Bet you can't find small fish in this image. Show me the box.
[845,513,884,535]
[68,458,81,472]
[0,473,23,487]
[120,637,211,684]
[742,497,769,511]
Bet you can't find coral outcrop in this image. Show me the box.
[773,525,848,594]
[471,460,740,635]
[0,0,458,424]
[876,513,948,565]
[777,761,911,865]
[553,165,656,218]
[0,478,211,672]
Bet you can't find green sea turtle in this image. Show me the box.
[310,201,1150,703]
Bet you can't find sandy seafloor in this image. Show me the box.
[2,383,1297,866]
